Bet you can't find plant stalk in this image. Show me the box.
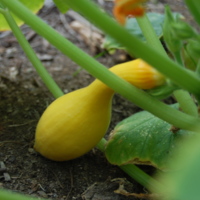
[96,138,163,192]
[120,164,163,192]
[1,7,63,98]
[173,90,198,117]
[136,14,167,56]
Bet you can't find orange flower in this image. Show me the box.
[113,0,147,25]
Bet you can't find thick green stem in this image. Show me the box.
[119,164,163,192]
[136,15,167,56]
[63,0,200,98]
[1,0,200,132]
[96,137,107,153]
[2,8,63,98]
[173,90,198,117]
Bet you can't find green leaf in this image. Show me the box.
[185,39,200,65]
[163,6,182,54]
[0,0,44,31]
[126,13,164,41]
[182,45,197,70]
[146,84,179,100]
[102,12,165,52]
[105,105,195,171]
[53,0,69,14]
[171,20,197,40]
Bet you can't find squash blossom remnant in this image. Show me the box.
[113,0,148,25]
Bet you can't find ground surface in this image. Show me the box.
[0,1,197,199]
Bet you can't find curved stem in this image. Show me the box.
[1,7,63,98]
[173,90,198,117]
[120,164,163,192]
[96,138,163,192]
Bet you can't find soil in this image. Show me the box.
[0,1,198,199]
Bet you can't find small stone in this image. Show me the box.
[37,190,48,198]
[4,173,11,181]
[28,148,36,154]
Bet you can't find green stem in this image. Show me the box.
[1,7,63,98]
[96,138,163,191]
[1,0,200,132]
[173,90,198,117]
[63,0,200,98]
[172,53,197,115]
[0,189,39,200]
[119,164,163,192]
[96,137,107,153]
[137,12,198,117]
[136,15,167,56]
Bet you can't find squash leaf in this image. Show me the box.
[102,12,164,52]
[53,0,69,14]
[0,0,44,31]
[105,105,195,171]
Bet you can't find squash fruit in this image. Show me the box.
[34,59,165,161]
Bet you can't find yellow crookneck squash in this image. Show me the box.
[34,59,165,161]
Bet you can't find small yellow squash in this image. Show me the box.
[34,59,165,161]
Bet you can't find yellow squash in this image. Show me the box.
[34,59,165,161]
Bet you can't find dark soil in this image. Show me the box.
[0,1,197,199]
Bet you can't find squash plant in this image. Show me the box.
[0,0,200,199]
